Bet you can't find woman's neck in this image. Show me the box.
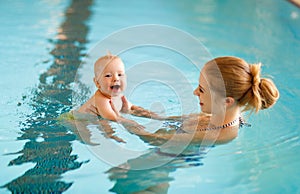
[224,106,241,125]
[211,106,241,127]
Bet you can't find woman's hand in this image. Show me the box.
[118,118,147,135]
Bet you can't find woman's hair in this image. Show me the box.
[204,56,279,113]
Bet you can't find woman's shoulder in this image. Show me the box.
[186,112,211,120]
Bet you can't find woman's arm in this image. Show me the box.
[129,105,167,120]
[118,96,165,120]
[121,112,232,146]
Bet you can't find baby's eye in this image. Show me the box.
[105,74,112,78]
[118,73,124,76]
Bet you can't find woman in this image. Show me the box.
[122,56,280,145]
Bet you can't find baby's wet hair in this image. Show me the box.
[94,51,121,77]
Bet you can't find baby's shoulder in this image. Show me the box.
[94,93,110,103]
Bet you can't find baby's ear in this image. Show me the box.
[93,77,101,88]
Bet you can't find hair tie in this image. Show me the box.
[251,63,261,87]
[253,75,261,87]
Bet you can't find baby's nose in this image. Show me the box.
[113,75,120,81]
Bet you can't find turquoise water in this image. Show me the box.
[1,0,300,193]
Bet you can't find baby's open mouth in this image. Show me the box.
[110,85,120,90]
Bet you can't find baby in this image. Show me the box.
[77,53,162,121]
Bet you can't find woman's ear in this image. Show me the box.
[225,97,235,108]
[94,77,101,88]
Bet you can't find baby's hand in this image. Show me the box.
[120,96,131,113]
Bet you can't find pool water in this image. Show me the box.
[1,0,300,193]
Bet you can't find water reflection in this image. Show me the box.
[106,143,208,194]
[62,110,209,193]
[2,0,93,193]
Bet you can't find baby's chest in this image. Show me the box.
[111,98,122,112]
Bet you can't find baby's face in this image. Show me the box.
[95,58,126,97]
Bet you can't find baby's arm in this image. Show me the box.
[95,98,120,121]
[119,96,133,114]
